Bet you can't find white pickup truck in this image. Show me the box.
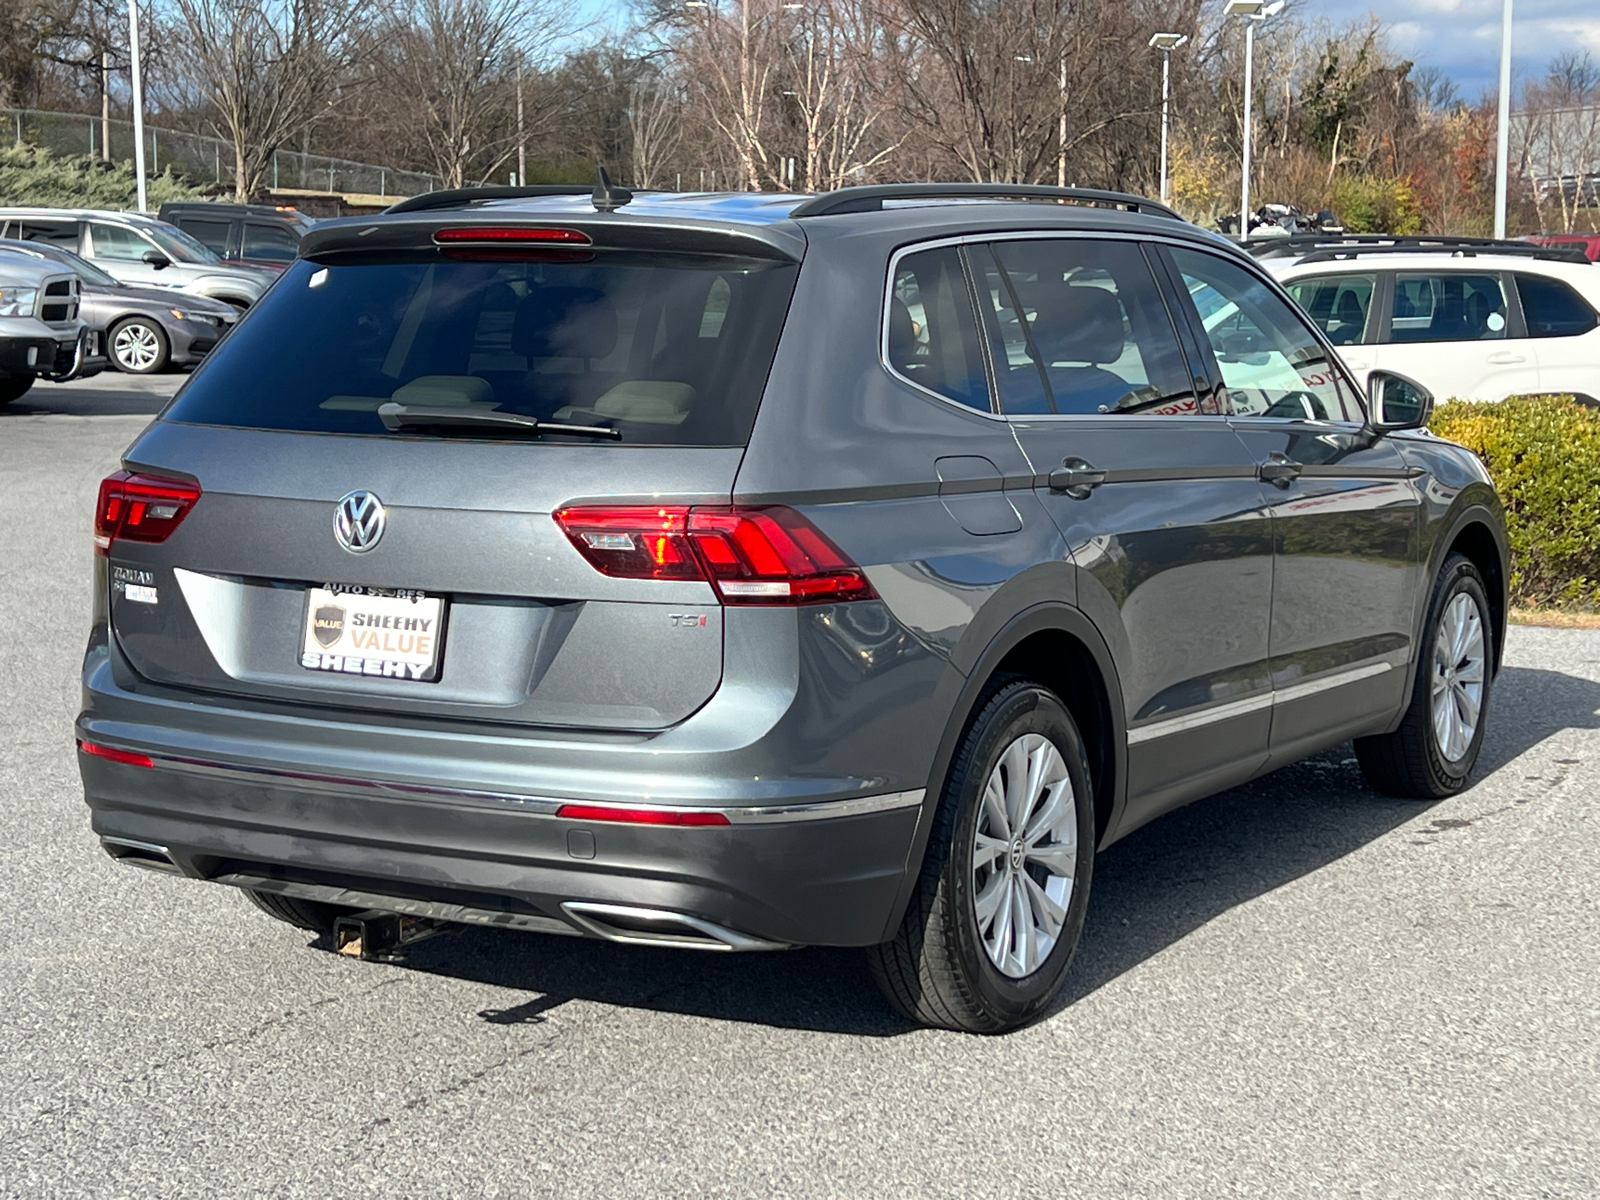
[0,252,106,404]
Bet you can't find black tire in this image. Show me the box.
[243,888,355,935]
[108,316,170,374]
[1356,553,1494,798]
[0,375,33,405]
[869,680,1096,1033]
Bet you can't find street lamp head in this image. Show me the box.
[1224,0,1262,15]
[1148,32,1189,51]
[1261,0,1286,16]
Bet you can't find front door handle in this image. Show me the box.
[1485,352,1527,364]
[1048,457,1107,499]
[1258,453,1302,488]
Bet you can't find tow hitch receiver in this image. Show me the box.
[333,910,447,961]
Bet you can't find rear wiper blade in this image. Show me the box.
[376,402,622,440]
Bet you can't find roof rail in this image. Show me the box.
[383,184,593,216]
[788,183,1183,222]
[1246,233,1590,265]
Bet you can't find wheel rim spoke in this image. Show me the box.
[973,731,1078,979]
[1430,591,1486,764]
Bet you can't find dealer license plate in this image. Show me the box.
[299,585,444,682]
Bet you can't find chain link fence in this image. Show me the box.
[5,107,445,198]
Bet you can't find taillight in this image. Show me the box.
[77,740,154,768]
[554,505,876,605]
[555,803,730,827]
[95,471,201,555]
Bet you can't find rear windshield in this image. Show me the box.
[165,253,798,446]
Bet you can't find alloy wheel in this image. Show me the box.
[113,322,161,372]
[1431,591,1486,763]
[971,733,1078,978]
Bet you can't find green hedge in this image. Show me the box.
[0,144,200,208]
[1430,395,1600,609]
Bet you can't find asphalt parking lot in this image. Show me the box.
[3,375,1598,1198]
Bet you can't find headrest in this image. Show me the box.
[592,380,695,424]
[1336,290,1365,326]
[389,374,495,408]
[1028,286,1125,366]
[888,298,917,368]
[513,286,618,360]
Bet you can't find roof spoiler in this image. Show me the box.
[788,183,1183,222]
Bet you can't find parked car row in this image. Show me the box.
[1247,234,1600,405]
[0,202,312,379]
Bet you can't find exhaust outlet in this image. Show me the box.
[100,836,181,874]
[560,901,788,952]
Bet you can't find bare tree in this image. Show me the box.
[781,0,899,190]
[1519,52,1600,232]
[167,0,364,200]
[629,76,679,189]
[378,0,575,189]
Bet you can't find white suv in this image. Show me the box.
[1254,237,1600,404]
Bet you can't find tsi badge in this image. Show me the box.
[668,613,708,629]
[334,490,386,554]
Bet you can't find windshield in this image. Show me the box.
[165,253,799,446]
[145,224,223,264]
[49,245,120,286]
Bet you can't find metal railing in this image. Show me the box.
[4,107,444,198]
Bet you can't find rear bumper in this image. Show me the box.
[80,746,921,948]
[77,651,932,948]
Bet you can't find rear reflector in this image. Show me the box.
[433,226,592,245]
[556,803,731,827]
[553,505,876,606]
[95,471,201,555]
[77,740,154,768]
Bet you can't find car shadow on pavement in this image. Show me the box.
[378,663,1600,1037]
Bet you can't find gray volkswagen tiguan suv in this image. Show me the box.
[78,181,1507,1032]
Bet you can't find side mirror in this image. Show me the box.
[141,249,171,270]
[1365,369,1433,434]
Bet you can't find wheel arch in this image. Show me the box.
[876,602,1127,942]
[1428,503,1508,674]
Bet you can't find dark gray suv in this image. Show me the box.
[77,182,1507,1033]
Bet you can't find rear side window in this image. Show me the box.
[19,219,80,249]
[886,246,991,411]
[975,238,1196,416]
[1285,273,1374,346]
[242,222,298,262]
[1390,272,1508,342]
[179,218,232,256]
[165,255,799,446]
[1515,274,1597,337]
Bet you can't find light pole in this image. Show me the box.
[1224,0,1283,238]
[127,0,147,212]
[1493,0,1513,237]
[1148,33,1188,206]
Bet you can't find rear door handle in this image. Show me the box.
[1258,453,1302,488]
[1048,457,1107,499]
[1486,352,1527,364]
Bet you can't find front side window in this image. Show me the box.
[974,238,1197,416]
[1168,247,1362,422]
[1391,272,1508,343]
[886,246,991,411]
[179,218,233,255]
[1515,273,1597,337]
[88,222,153,261]
[1285,273,1374,346]
[165,254,798,446]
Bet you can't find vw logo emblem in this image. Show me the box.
[334,490,386,554]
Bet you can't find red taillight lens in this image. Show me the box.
[76,739,154,768]
[95,471,201,555]
[433,226,592,245]
[554,505,876,605]
[556,803,730,826]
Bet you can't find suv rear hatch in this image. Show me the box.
[103,211,802,731]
